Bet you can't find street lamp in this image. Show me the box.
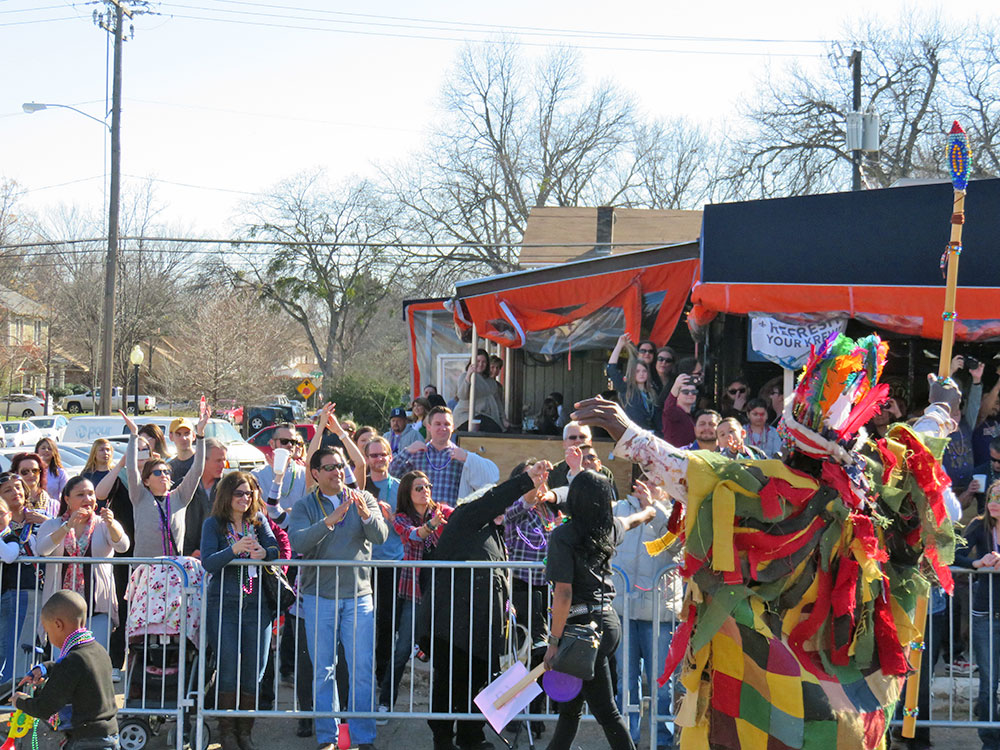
[22,102,110,131]
[23,96,121,416]
[129,344,144,416]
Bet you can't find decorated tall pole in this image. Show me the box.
[902,119,971,739]
[938,120,970,377]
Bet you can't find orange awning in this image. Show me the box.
[453,244,699,349]
[689,283,1000,341]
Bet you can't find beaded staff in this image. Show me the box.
[902,119,971,739]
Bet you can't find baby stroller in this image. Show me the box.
[119,558,209,750]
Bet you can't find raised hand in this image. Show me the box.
[565,445,583,474]
[527,460,553,488]
[571,397,632,442]
[120,409,138,435]
[196,403,211,436]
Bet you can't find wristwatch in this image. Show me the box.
[548,634,561,646]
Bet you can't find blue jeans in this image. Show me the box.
[64,735,120,750]
[616,619,674,748]
[973,612,1000,749]
[0,589,28,684]
[206,593,272,694]
[302,593,376,745]
[378,597,413,707]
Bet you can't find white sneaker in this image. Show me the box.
[111,668,122,683]
[376,704,389,726]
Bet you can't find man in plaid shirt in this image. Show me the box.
[389,406,497,507]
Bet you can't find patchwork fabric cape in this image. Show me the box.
[623,424,956,750]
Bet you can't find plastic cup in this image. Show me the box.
[973,473,987,493]
[273,448,290,475]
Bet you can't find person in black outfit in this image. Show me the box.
[543,470,656,750]
[421,459,553,750]
[14,589,119,750]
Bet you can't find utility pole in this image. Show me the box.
[96,0,132,415]
[850,49,862,192]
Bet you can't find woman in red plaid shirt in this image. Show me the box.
[379,470,453,709]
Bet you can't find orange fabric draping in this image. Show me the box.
[690,282,1000,341]
[457,258,699,349]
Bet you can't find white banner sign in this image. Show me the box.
[749,315,847,370]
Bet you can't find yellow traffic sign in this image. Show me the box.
[296,378,316,399]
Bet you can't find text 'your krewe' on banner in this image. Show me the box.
[749,314,848,370]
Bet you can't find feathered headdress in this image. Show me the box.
[782,332,890,463]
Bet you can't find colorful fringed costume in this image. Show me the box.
[613,334,958,750]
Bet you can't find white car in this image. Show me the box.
[0,393,50,418]
[0,444,86,479]
[0,419,41,447]
[29,415,69,441]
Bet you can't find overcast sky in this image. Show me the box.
[2,0,995,237]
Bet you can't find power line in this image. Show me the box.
[182,0,832,45]
[158,10,826,57]
[0,15,80,26]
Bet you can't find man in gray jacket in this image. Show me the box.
[288,446,388,750]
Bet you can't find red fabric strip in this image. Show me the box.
[659,603,696,687]
[873,591,909,675]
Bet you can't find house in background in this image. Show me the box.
[0,285,84,394]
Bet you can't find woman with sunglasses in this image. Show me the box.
[379,470,453,711]
[0,473,42,686]
[122,408,209,558]
[35,476,129,650]
[201,471,279,750]
[34,437,68,501]
[10,452,58,520]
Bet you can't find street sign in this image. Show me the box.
[296,378,316,399]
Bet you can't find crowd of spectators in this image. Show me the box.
[3,341,1000,750]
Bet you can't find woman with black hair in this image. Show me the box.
[543,470,656,750]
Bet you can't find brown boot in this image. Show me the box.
[217,692,240,750]
[236,692,259,750]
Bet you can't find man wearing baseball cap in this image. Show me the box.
[387,407,407,455]
[168,417,197,483]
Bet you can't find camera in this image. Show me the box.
[965,356,981,370]
[690,374,703,386]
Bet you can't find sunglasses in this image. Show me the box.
[232,489,254,499]
[413,484,432,492]
[728,387,747,395]
[566,434,588,441]
[367,452,389,459]
[19,468,40,476]
[277,437,302,446]
[150,469,171,478]
[639,348,655,355]
[991,457,1000,464]
[679,388,699,395]
[657,356,674,363]
[580,454,599,462]
[320,463,346,472]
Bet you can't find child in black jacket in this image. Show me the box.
[13,589,119,750]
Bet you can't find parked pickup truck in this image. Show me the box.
[64,387,157,414]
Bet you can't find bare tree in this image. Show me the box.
[387,42,646,278]
[175,286,286,403]
[226,171,411,382]
[723,14,993,198]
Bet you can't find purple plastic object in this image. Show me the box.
[543,670,583,701]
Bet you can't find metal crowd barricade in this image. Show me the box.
[1,556,195,750]
[9,555,1000,748]
[192,558,676,749]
